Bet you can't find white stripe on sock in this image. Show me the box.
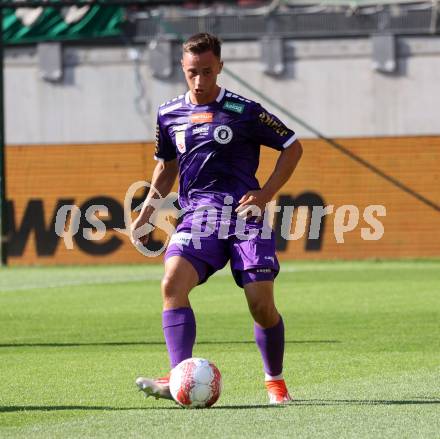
[265,373,284,381]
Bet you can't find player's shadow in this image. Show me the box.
[2,399,440,413]
[292,398,440,406]
[0,404,278,412]
[210,404,287,409]
[0,340,341,348]
[0,405,180,412]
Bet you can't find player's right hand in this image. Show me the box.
[130,217,152,247]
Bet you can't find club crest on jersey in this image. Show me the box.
[213,125,233,144]
[175,130,186,153]
[190,112,213,124]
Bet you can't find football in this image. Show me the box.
[169,357,222,408]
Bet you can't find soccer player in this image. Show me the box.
[132,33,302,404]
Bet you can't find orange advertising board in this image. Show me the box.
[5,136,440,265]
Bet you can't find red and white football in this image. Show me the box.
[169,357,222,408]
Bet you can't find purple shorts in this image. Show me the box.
[165,210,279,288]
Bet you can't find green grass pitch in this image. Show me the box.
[0,260,439,438]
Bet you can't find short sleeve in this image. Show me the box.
[252,104,297,151]
[154,114,177,162]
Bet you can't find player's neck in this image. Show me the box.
[189,85,221,105]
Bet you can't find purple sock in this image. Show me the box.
[162,307,196,369]
[254,316,285,377]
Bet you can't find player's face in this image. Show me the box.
[181,50,223,105]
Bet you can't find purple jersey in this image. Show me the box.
[154,87,296,210]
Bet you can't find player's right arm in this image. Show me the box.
[130,113,178,246]
[130,159,178,246]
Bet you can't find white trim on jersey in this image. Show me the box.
[153,155,165,162]
[216,87,225,102]
[160,102,183,116]
[282,133,297,148]
[184,87,225,105]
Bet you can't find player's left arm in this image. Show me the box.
[236,139,303,219]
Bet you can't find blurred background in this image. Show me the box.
[2,0,439,266]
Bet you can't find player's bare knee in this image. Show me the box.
[161,275,179,299]
[161,274,192,305]
[249,301,278,328]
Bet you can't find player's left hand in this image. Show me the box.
[235,190,271,223]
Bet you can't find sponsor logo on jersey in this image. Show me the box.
[169,232,192,246]
[175,130,186,153]
[257,268,272,273]
[213,125,233,144]
[190,112,213,124]
[258,111,289,136]
[193,126,210,136]
[223,101,245,114]
[172,123,188,132]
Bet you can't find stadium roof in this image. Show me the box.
[0,0,435,7]
[3,0,439,44]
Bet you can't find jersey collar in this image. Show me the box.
[216,87,226,102]
[185,87,226,105]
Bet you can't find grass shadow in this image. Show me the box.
[0,340,341,349]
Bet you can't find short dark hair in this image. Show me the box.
[182,33,222,58]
